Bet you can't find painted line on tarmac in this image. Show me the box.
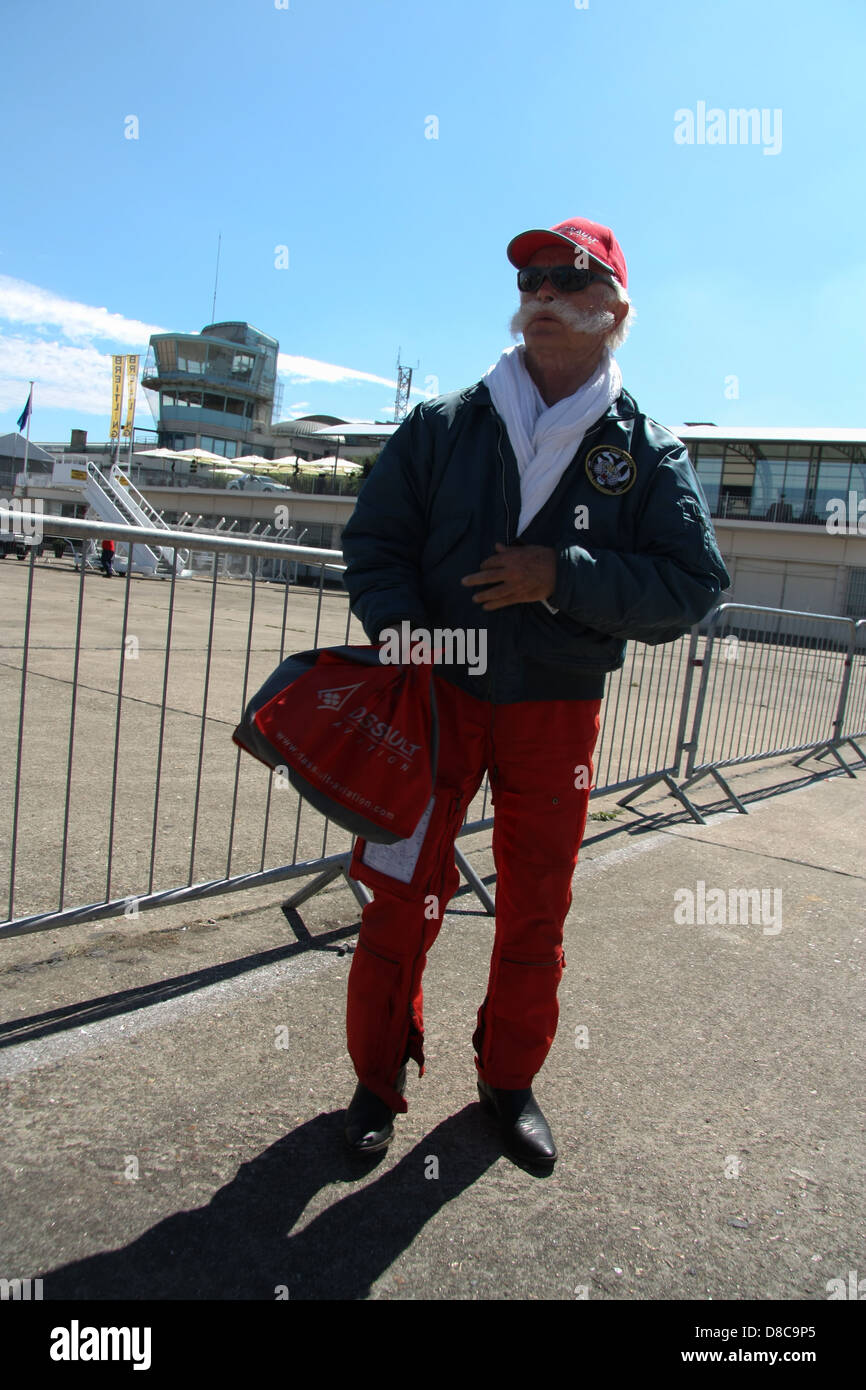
[576,809,741,878]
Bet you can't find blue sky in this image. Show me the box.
[1,0,864,445]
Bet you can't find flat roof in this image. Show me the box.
[24,423,866,455]
[307,420,866,444]
[148,330,272,354]
[310,422,398,437]
[670,425,866,444]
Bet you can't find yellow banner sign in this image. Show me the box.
[123,354,139,438]
[110,355,125,440]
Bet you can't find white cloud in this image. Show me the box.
[0,275,414,424]
[277,352,396,390]
[0,335,117,414]
[0,275,165,346]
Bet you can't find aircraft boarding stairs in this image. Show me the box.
[47,461,190,576]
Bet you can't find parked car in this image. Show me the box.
[0,534,43,560]
[0,532,72,561]
[227,474,293,494]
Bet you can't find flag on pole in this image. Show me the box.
[110,356,124,439]
[122,354,139,437]
[17,386,33,433]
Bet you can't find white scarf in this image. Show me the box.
[482,344,622,535]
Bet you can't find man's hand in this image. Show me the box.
[461,542,557,611]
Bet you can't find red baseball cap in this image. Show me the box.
[507,217,628,290]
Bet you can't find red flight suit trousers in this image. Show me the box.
[346,675,602,1113]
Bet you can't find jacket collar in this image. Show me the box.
[464,376,638,423]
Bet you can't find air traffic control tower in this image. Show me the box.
[141,322,279,458]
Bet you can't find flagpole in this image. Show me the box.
[21,380,34,484]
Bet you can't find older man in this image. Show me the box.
[339,217,729,1167]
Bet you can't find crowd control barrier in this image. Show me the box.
[1,510,863,939]
[656,604,865,820]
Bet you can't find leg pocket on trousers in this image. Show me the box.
[346,939,403,1074]
[493,787,591,870]
[493,955,564,1029]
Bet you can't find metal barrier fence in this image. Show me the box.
[1,511,863,939]
[843,619,866,744]
[0,512,495,941]
[654,603,865,819]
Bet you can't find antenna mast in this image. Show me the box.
[211,232,222,323]
[394,347,413,424]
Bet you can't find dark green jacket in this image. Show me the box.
[341,380,730,702]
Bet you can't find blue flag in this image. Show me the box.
[17,386,33,433]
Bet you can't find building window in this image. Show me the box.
[155,341,177,371]
[168,390,203,409]
[718,445,756,518]
[845,569,866,618]
[198,437,239,458]
[178,350,207,375]
[816,446,855,526]
[692,444,722,512]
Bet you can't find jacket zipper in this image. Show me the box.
[495,412,513,544]
[491,412,515,705]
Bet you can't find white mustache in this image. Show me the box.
[509,299,615,337]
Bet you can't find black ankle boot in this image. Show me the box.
[344,1066,407,1153]
[477,1077,557,1168]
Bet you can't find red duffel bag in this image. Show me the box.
[232,645,439,843]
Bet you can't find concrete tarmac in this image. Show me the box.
[0,758,863,1304]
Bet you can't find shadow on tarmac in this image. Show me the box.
[611,763,852,831]
[4,767,843,1050]
[0,890,495,1049]
[0,925,361,1050]
[41,1108,500,1300]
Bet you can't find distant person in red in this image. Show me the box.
[100,538,115,577]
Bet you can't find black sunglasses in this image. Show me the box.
[517,266,615,293]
